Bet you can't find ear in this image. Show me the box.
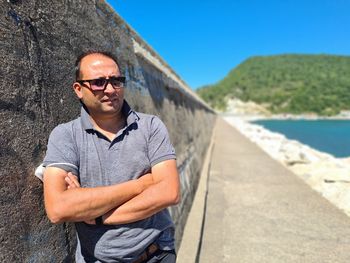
[73,82,83,99]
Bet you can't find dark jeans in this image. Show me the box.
[145,249,176,263]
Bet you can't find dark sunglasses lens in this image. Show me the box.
[91,79,107,90]
[110,77,125,88]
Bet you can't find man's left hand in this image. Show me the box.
[65,172,80,189]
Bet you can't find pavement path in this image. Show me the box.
[178,118,350,263]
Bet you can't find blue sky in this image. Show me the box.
[107,0,350,89]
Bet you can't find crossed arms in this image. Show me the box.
[43,159,180,225]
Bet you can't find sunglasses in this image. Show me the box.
[77,76,126,91]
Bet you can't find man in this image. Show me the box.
[42,50,180,262]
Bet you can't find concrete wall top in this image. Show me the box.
[99,1,211,109]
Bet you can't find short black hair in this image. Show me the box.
[74,50,121,80]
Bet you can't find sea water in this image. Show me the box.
[252,120,350,158]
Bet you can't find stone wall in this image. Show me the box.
[0,0,215,261]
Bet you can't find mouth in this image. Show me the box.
[101,97,118,103]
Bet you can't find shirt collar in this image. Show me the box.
[80,100,139,131]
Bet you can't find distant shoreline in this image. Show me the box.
[220,112,350,121]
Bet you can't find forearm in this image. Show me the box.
[44,169,153,224]
[45,182,141,223]
[103,180,180,225]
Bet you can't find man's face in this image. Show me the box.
[73,54,125,117]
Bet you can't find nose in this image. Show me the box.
[103,81,115,94]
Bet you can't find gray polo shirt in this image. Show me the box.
[43,101,176,262]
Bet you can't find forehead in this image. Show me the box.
[80,54,119,77]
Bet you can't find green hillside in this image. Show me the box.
[197,54,350,115]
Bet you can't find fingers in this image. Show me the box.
[68,172,81,187]
[65,172,81,189]
[65,176,75,189]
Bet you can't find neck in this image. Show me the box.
[90,112,126,138]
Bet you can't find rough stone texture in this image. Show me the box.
[0,1,215,261]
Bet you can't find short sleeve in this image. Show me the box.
[148,117,176,167]
[42,124,79,175]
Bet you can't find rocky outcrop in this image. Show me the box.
[0,1,215,261]
[225,98,271,115]
[224,117,350,217]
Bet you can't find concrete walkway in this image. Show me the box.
[178,118,350,263]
